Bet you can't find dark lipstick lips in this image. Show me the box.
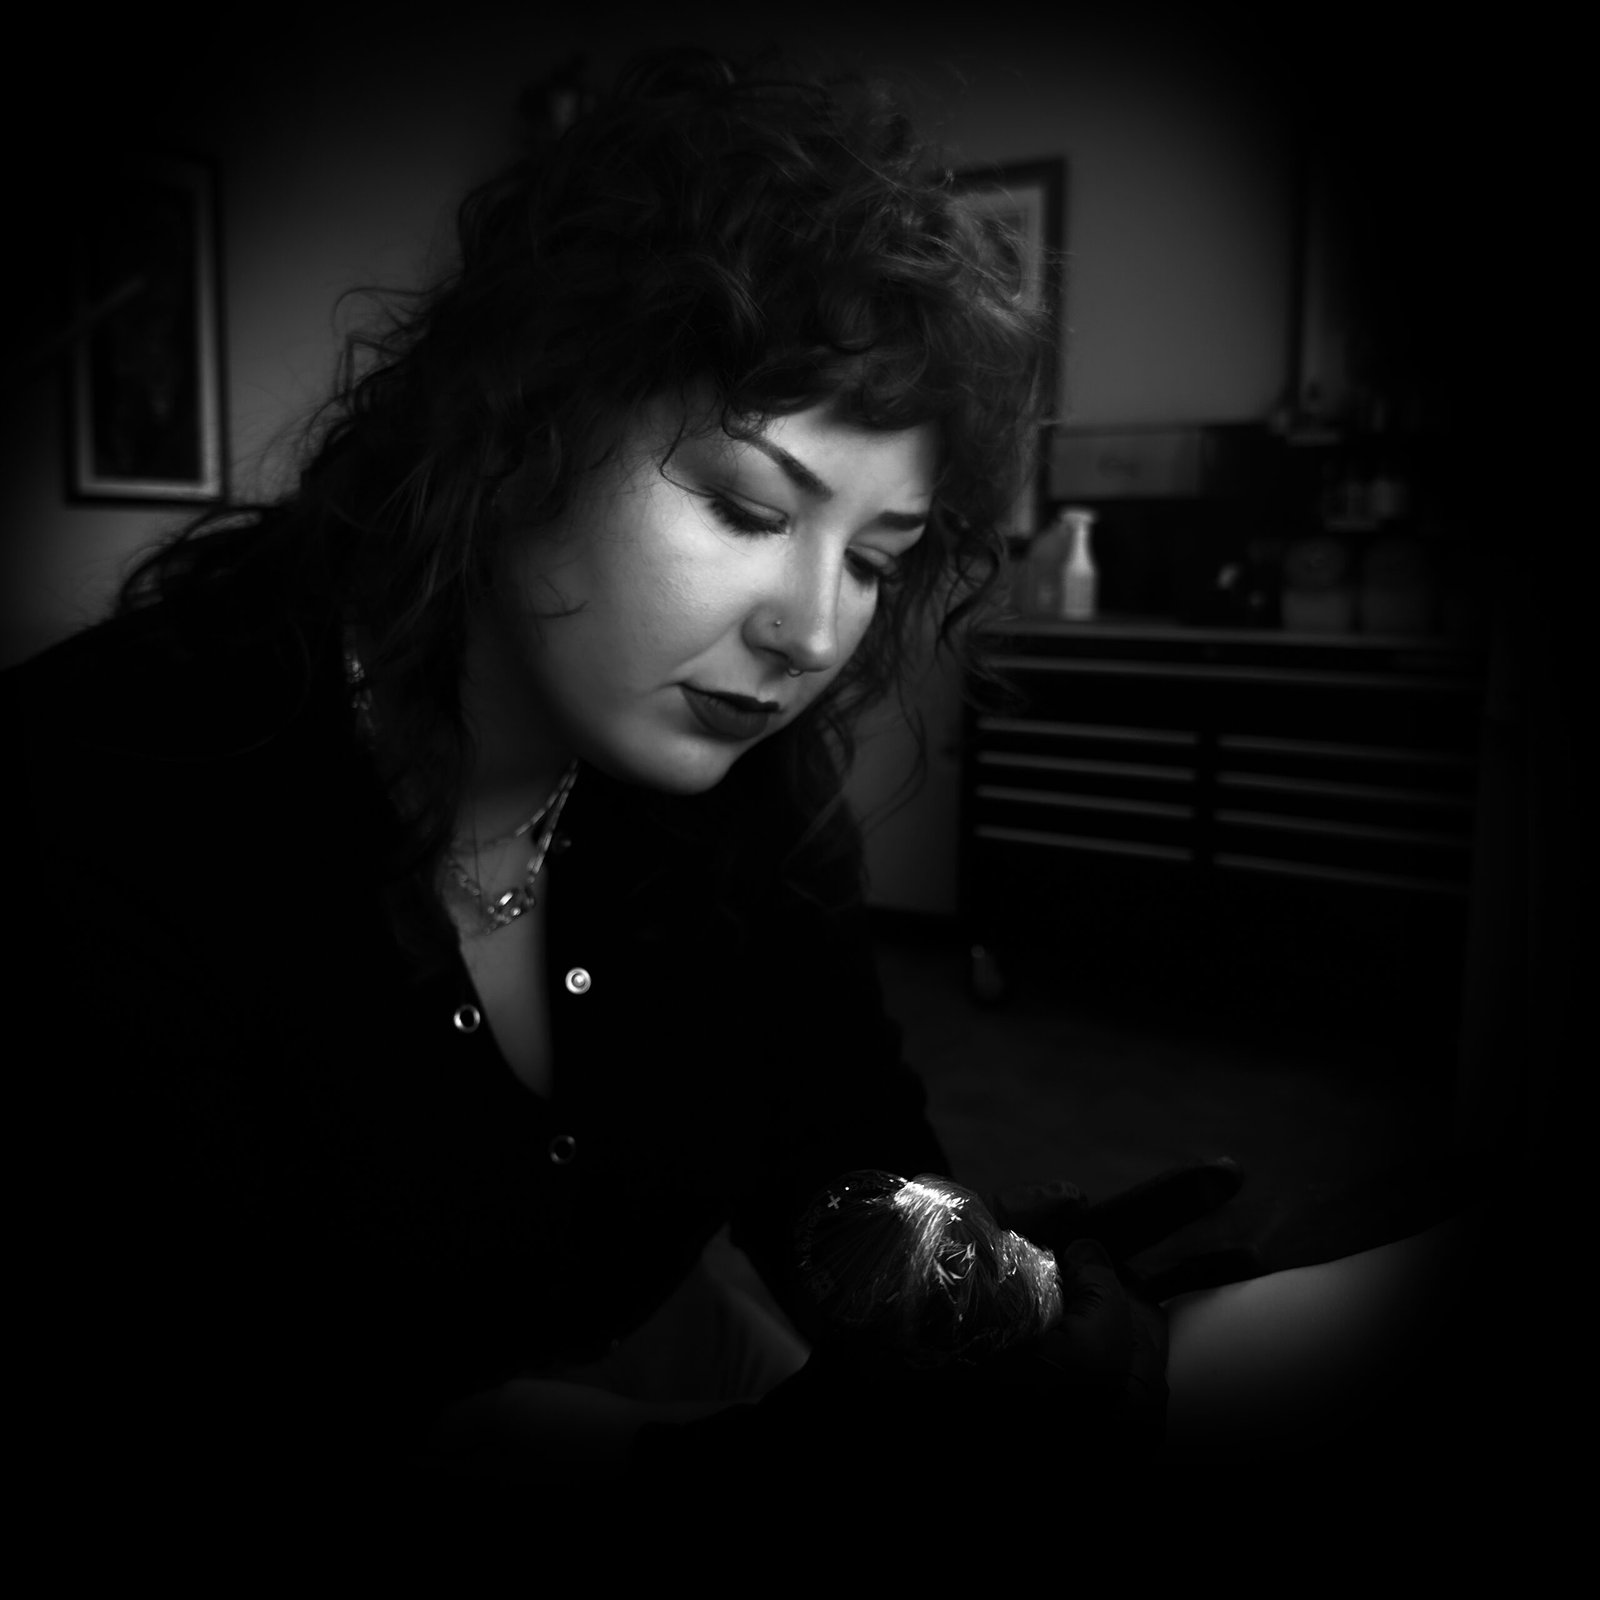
[681,685,781,741]
[700,689,780,713]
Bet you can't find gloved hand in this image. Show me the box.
[632,1234,1168,1491]
[991,1158,1263,1302]
[991,1157,1244,1261]
[1034,1237,1168,1448]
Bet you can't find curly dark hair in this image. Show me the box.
[120,48,1052,894]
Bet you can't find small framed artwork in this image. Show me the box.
[68,155,225,504]
[948,158,1066,536]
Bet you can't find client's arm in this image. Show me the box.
[1158,1210,1481,1462]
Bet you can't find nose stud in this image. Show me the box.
[771,614,802,677]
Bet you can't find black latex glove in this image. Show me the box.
[1039,1237,1167,1436]
[990,1158,1265,1300]
[630,1236,1167,1491]
[992,1158,1244,1262]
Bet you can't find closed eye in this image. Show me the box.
[846,549,903,590]
[705,493,786,537]
[705,490,907,590]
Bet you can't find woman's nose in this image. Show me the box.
[749,546,844,674]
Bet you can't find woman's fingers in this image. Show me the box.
[1038,1239,1133,1376]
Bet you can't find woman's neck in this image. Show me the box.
[455,615,574,841]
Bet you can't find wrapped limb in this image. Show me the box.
[632,1171,1171,1485]
[788,1171,1167,1448]
[793,1170,1063,1368]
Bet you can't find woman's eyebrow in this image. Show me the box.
[745,436,929,532]
[875,509,930,534]
[746,436,833,499]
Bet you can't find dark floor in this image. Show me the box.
[870,922,1469,1278]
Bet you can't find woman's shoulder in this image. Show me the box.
[3,587,340,766]
[1,590,362,920]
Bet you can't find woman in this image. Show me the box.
[5,50,1480,1507]
[6,49,1055,1505]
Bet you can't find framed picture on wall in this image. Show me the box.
[948,157,1066,536]
[68,154,225,504]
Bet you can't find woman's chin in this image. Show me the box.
[583,733,748,796]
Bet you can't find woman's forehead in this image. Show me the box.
[646,382,939,444]
[663,393,940,489]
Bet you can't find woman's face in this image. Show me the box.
[477,395,937,794]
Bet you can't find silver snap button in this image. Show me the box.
[549,1133,578,1165]
[452,1004,482,1034]
[564,968,591,994]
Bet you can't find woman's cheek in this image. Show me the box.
[840,589,879,660]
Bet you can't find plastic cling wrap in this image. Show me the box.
[794,1171,1062,1369]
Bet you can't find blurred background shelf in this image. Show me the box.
[957,616,1487,1078]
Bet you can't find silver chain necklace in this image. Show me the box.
[344,642,579,935]
[454,799,555,852]
[446,762,578,933]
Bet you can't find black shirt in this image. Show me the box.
[3,598,950,1500]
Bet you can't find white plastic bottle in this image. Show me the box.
[1059,508,1098,620]
[1025,514,1070,617]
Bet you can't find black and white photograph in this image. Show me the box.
[68,155,225,504]
[2,1,1556,1550]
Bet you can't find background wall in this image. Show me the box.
[3,3,1312,657]
[5,4,1449,909]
